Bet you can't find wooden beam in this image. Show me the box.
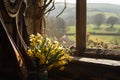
[76,0,86,53]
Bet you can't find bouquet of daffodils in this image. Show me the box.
[27,33,72,71]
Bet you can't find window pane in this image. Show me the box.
[46,0,76,47]
[87,0,120,51]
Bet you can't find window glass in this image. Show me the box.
[87,0,120,52]
[46,0,120,56]
[46,0,76,47]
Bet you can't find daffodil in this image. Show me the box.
[27,33,72,71]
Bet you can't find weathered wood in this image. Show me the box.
[0,0,36,79]
[76,0,86,53]
[49,58,120,80]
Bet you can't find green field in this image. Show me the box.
[66,26,76,41]
[66,24,120,45]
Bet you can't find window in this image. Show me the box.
[46,0,76,47]
[87,0,120,51]
[76,0,120,60]
[46,0,120,60]
[45,0,86,53]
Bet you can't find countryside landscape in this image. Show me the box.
[47,3,120,53]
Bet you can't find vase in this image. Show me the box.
[37,68,48,80]
[33,58,48,80]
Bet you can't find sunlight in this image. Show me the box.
[87,0,120,5]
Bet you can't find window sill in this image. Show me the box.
[73,48,120,60]
[78,53,120,61]
[72,56,120,67]
[49,56,120,80]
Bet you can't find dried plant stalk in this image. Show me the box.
[25,0,66,35]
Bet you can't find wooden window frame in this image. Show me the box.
[76,0,86,53]
[75,0,120,60]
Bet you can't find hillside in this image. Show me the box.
[48,3,120,25]
[87,3,120,13]
[49,3,75,18]
[49,3,120,16]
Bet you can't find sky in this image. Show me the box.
[55,0,120,5]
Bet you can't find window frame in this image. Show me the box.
[76,0,86,53]
[75,0,120,60]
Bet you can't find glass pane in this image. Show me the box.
[87,0,120,52]
[46,0,76,47]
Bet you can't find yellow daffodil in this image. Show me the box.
[27,49,33,57]
[59,66,65,71]
[27,33,72,71]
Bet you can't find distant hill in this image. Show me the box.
[49,3,75,18]
[87,3,120,13]
[48,3,120,25]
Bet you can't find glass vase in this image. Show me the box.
[37,68,48,80]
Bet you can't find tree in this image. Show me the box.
[56,17,66,34]
[87,16,94,24]
[46,17,64,39]
[93,13,106,28]
[106,16,119,29]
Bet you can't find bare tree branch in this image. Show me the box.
[45,0,53,8]
[45,1,55,14]
[56,0,66,18]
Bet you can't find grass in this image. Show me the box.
[89,35,116,43]
[87,24,120,33]
[66,26,76,33]
[68,36,76,41]
[66,24,120,45]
